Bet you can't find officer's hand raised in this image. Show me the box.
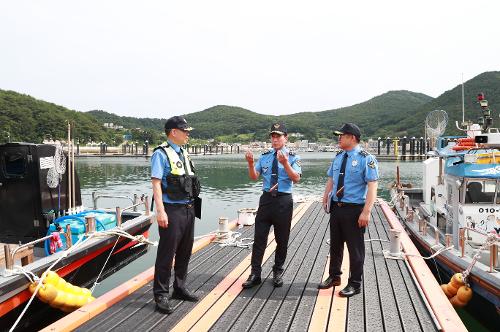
[277,150,288,165]
[157,210,169,228]
[245,150,254,164]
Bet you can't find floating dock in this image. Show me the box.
[43,201,466,331]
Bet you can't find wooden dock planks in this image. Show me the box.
[44,200,467,332]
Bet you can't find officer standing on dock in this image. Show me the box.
[151,116,201,314]
[242,122,301,289]
[318,123,378,297]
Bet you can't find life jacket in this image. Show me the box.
[154,143,200,200]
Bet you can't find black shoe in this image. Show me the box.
[242,274,262,289]
[171,288,199,302]
[339,285,361,297]
[155,295,173,314]
[317,276,341,289]
[273,271,284,287]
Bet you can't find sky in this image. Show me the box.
[1,0,499,118]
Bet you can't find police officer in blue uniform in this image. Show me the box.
[318,123,379,297]
[151,116,200,314]
[242,122,302,288]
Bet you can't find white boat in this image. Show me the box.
[391,93,499,323]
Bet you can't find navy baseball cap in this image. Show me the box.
[333,123,361,139]
[270,122,287,135]
[165,116,193,131]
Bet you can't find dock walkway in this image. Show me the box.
[44,201,465,331]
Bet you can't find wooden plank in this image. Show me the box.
[308,256,333,331]
[170,202,312,332]
[327,246,349,332]
[378,199,467,332]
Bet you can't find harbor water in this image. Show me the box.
[75,152,489,331]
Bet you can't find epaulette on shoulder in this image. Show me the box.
[359,149,370,157]
[288,151,296,156]
[153,142,170,153]
[262,150,273,155]
[335,150,343,156]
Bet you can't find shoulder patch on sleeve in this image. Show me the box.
[368,160,376,169]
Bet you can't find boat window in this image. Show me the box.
[2,152,26,177]
[465,180,495,204]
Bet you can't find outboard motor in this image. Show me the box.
[0,143,81,245]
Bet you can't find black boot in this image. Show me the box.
[242,274,262,289]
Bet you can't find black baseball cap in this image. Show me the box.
[333,123,361,139]
[269,122,287,135]
[164,116,193,131]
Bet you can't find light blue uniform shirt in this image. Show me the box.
[255,147,302,194]
[151,140,191,204]
[327,145,379,204]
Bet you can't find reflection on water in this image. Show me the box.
[76,153,423,295]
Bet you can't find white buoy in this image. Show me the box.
[218,217,229,234]
[237,208,257,226]
[389,229,402,257]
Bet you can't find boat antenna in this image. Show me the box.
[461,73,465,124]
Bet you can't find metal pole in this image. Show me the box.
[65,224,73,248]
[116,207,122,227]
[4,244,13,270]
[490,244,498,272]
[459,228,465,258]
[144,196,150,216]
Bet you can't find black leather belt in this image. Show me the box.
[332,201,364,207]
[165,202,194,208]
[263,191,291,197]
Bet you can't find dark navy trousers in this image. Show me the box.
[153,203,195,297]
[329,203,366,288]
[250,192,293,276]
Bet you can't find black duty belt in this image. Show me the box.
[262,191,291,197]
[332,201,364,208]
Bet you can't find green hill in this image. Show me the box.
[394,71,500,137]
[0,90,118,144]
[1,71,499,144]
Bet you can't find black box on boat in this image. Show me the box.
[0,143,81,244]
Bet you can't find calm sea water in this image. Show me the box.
[75,153,487,331]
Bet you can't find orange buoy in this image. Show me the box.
[441,284,453,298]
[450,273,465,288]
[456,285,473,303]
[450,295,467,308]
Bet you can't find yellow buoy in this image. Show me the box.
[42,271,61,286]
[50,291,68,309]
[38,283,58,303]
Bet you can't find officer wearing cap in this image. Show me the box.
[318,123,378,297]
[151,116,200,313]
[242,122,302,289]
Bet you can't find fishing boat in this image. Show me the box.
[0,142,154,331]
[391,93,500,325]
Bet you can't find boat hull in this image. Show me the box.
[0,220,151,332]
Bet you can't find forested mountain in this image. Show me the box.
[1,71,499,144]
